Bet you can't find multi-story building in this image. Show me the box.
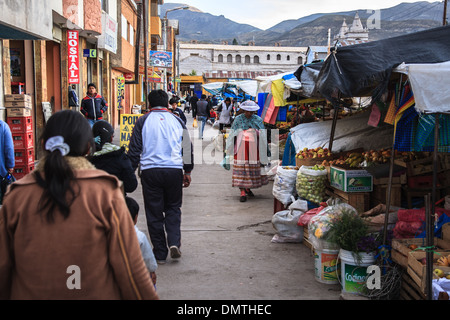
[0,0,165,162]
[178,43,307,96]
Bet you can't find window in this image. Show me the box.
[277,54,281,61]
[129,26,134,44]
[236,55,241,63]
[245,55,250,64]
[254,56,259,64]
[101,0,108,13]
[121,15,127,39]
[287,55,290,61]
[267,54,270,60]
[227,54,232,63]
[298,56,303,64]
[218,54,223,62]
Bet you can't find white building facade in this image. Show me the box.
[179,43,307,77]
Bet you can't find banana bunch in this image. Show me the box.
[345,152,363,168]
[437,255,450,267]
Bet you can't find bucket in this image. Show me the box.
[314,248,340,284]
[339,249,375,295]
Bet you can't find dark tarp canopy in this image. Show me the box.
[293,61,324,99]
[315,25,450,106]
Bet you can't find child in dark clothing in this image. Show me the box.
[125,196,158,286]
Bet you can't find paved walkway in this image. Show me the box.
[114,112,342,300]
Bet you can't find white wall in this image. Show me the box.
[0,0,53,40]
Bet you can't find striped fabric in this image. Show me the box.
[232,162,269,189]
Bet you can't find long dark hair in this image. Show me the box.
[34,110,94,222]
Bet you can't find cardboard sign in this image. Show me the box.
[120,114,142,152]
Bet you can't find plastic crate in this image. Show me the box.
[13,164,35,180]
[7,116,32,133]
[12,132,33,149]
[14,147,35,166]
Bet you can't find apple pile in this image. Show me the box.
[296,165,328,204]
[296,147,332,159]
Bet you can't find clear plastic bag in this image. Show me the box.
[296,165,327,204]
[307,203,358,250]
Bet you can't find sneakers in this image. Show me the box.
[169,246,181,259]
[156,260,166,265]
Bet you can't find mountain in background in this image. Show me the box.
[161,1,447,46]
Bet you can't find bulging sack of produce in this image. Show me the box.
[296,165,328,204]
[272,165,299,207]
[272,197,308,243]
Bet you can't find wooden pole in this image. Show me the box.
[444,0,448,25]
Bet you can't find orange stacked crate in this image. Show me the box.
[5,94,35,180]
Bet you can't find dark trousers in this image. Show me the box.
[141,168,183,260]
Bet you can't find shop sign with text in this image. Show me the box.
[68,30,79,84]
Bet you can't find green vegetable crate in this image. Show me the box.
[330,165,373,192]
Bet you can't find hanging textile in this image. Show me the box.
[414,114,450,152]
[271,79,286,107]
[384,94,397,125]
[394,86,418,151]
[261,94,273,121]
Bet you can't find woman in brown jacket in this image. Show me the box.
[0,110,158,300]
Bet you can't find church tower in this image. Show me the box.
[334,12,369,44]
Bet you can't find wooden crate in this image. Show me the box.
[326,187,370,213]
[371,183,402,208]
[394,154,447,177]
[391,238,450,268]
[303,226,312,249]
[407,251,450,294]
[373,174,407,185]
[399,272,426,300]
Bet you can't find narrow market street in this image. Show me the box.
[117,114,342,300]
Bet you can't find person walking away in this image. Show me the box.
[80,83,108,127]
[190,93,199,118]
[128,90,194,264]
[217,97,234,132]
[0,110,158,299]
[195,94,211,140]
[125,196,158,287]
[169,97,187,124]
[89,120,138,194]
[0,119,15,204]
[224,101,269,202]
[68,85,79,109]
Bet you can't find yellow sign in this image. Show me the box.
[120,114,143,152]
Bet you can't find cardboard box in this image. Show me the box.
[4,100,32,108]
[330,165,373,192]
[7,116,33,133]
[4,94,31,102]
[407,251,450,294]
[7,107,32,117]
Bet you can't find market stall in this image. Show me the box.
[271,25,450,300]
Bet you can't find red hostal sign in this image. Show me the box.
[67,30,79,84]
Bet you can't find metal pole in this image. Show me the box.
[382,144,395,245]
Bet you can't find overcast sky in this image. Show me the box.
[164,0,440,30]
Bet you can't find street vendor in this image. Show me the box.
[224,100,270,202]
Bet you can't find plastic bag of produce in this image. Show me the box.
[272,196,308,243]
[307,203,358,250]
[272,165,299,207]
[296,165,327,204]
